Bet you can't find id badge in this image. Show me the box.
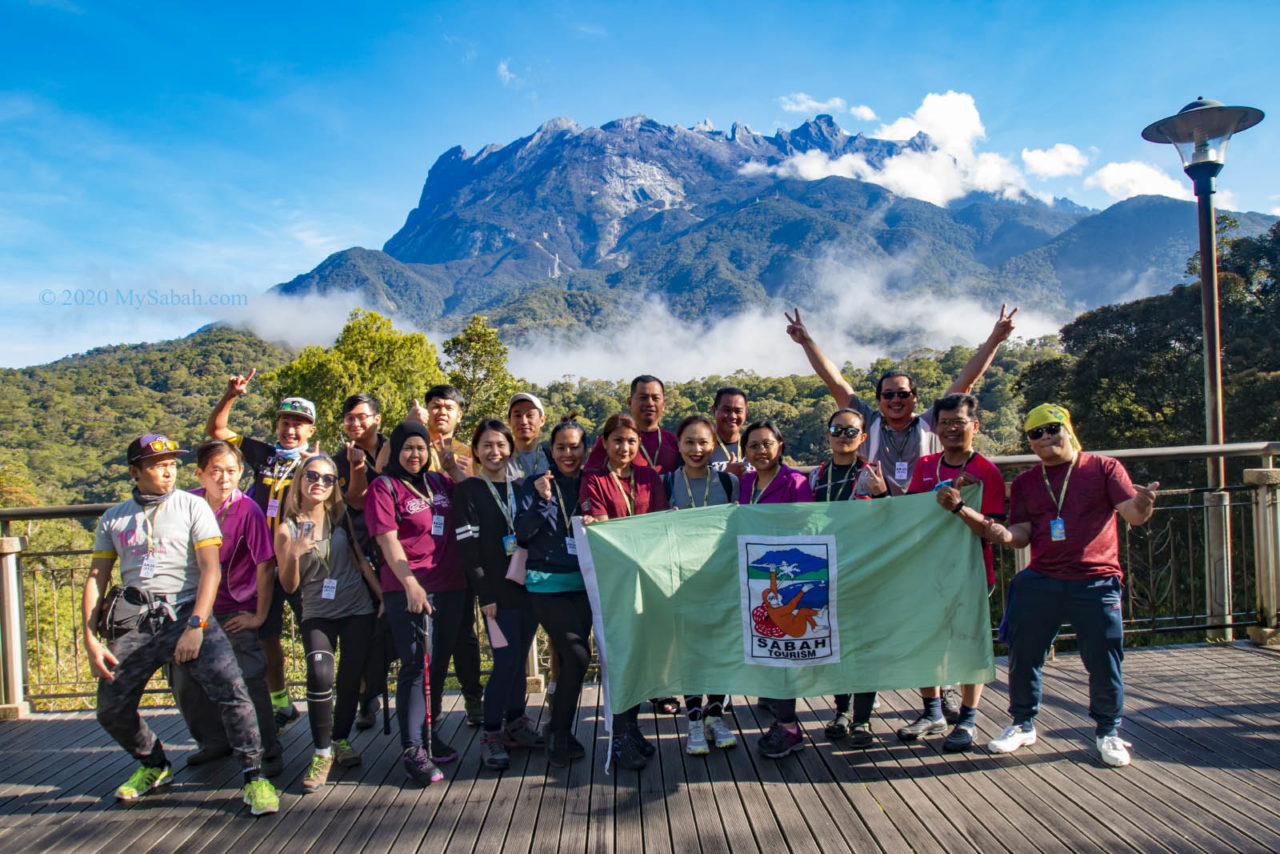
[503,534,517,556]
[565,537,578,555]
[139,553,158,579]
[431,515,445,536]
[266,498,280,519]
[934,478,953,492]
[894,461,909,482]
[1050,518,1066,542]
[321,578,338,600]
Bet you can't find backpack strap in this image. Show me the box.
[718,471,734,502]
[661,471,674,503]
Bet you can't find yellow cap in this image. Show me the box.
[1024,403,1081,451]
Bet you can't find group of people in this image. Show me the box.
[82,304,1158,816]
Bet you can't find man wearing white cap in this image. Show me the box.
[506,392,551,482]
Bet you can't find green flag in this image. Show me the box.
[576,486,995,717]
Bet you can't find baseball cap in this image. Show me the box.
[127,433,189,465]
[278,397,316,423]
[508,392,544,415]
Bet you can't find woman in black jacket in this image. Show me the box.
[515,415,590,767]
[455,419,543,771]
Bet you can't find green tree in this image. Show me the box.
[259,309,446,449]
[443,315,523,435]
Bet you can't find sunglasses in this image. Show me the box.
[144,439,179,452]
[1026,423,1064,441]
[303,471,338,487]
[280,401,312,414]
[827,425,863,439]
[878,390,914,400]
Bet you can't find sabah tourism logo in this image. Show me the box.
[737,536,839,667]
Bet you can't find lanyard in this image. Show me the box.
[750,471,777,505]
[552,477,578,532]
[481,473,516,532]
[680,469,712,508]
[268,456,300,500]
[1040,455,1077,518]
[211,492,235,526]
[399,475,436,504]
[881,418,917,458]
[141,502,165,553]
[825,461,859,502]
[609,470,635,516]
[716,436,738,463]
[639,431,661,468]
[936,451,976,484]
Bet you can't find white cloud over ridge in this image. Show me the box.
[1022,143,1088,178]
[848,104,877,121]
[1084,161,1192,202]
[778,93,848,114]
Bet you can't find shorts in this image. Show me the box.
[258,576,303,639]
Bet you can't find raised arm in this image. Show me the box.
[785,308,855,409]
[1117,482,1159,526]
[944,305,1017,395]
[207,368,255,440]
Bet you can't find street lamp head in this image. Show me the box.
[1142,97,1264,172]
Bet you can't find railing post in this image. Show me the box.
[1245,469,1280,646]
[1205,490,1233,641]
[525,633,545,693]
[0,536,29,720]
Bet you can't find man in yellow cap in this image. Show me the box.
[976,403,1158,767]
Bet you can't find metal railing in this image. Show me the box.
[4,441,1280,714]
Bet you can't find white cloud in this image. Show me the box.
[1216,189,1239,211]
[848,104,877,121]
[1270,206,1280,216]
[497,60,518,87]
[575,23,608,37]
[778,93,848,114]
[744,91,1036,207]
[1021,143,1088,178]
[1084,161,1192,201]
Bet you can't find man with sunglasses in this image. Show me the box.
[206,370,318,729]
[82,434,278,814]
[975,404,1158,767]
[898,393,1006,751]
[784,305,1018,495]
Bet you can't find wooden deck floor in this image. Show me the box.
[3,642,1280,853]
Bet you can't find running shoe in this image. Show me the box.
[706,717,738,749]
[611,733,647,770]
[464,694,483,727]
[1097,734,1132,767]
[332,738,361,768]
[243,778,280,816]
[115,763,173,801]
[943,722,975,753]
[504,715,546,749]
[273,701,300,731]
[987,723,1037,754]
[482,730,510,770]
[301,753,333,793]
[627,722,656,757]
[402,746,444,785]
[355,696,380,731]
[896,714,947,742]
[758,722,804,759]
[686,721,710,755]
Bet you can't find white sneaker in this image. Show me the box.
[1097,734,1132,767]
[987,724,1037,754]
[686,720,710,755]
[706,717,738,749]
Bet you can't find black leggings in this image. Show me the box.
[302,613,376,749]
[684,695,728,720]
[774,692,876,726]
[530,590,593,735]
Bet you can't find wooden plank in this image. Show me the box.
[669,707,736,854]
[556,686,600,854]
[635,706,674,854]
[584,685,616,854]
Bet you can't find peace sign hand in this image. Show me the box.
[784,307,812,345]
[991,304,1019,343]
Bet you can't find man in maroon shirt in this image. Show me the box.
[979,404,1157,767]
[586,375,681,474]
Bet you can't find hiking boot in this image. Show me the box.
[896,714,947,742]
[611,733,647,770]
[1097,734,1132,767]
[115,763,173,801]
[482,730,510,770]
[547,730,572,768]
[988,723,1037,754]
[430,733,459,764]
[185,745,231,766]
[402,746,444,785]
[627,722,656,757]
[849,722,875,749]
[243,777,279,816]
[566,732,587,760]
[356,696,380,730]
[332,738,361,768]
[262,750,284,778]
[504,715,545,749]
[758,722,804,759]
[464,694,483,727]
[943,722,975,753]
[273,701,299,731]
[302,753,333,793]
[941,687,962,724]
[686,720,710,755]
[706,717,737,749]
[824,711,852,740]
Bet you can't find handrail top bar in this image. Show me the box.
[988,441,1280,468]
[0,503,115,522]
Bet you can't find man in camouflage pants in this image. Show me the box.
[82,433,280,815]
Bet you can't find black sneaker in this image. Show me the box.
[943,722,975,753]
[464,694,483,727]
[896,714,947,742]
[185,745,231,767]
[627,722,656,757]
[430,733,459,764]
[941,688,962,725]
[611,733,647,770]
[566,732,586,760]
[356,696,380,731]
[848,722,875,749]
[273,701,299,731]
[757,722,804,759]
[547,731,572,768]
[402,747,443,786]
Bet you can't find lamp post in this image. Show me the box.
[1143,97,1264,640]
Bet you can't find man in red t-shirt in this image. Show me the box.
[897,393,1006,752]
[586,375,681,474]
[978,403,1157,767]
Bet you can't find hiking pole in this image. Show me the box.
[418,611,433,757]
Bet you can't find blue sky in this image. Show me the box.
[2,0,1277,368]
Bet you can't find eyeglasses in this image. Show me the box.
[878,390,914,400]
[938,418,973,429]
[144,439,179,452]
[343,413,374,424]
[303,471,338,487]
[746,441,779,452]
[827,425,862,439]
[1026,423,1064,441]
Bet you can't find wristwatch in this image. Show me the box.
[187,614,208,630]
